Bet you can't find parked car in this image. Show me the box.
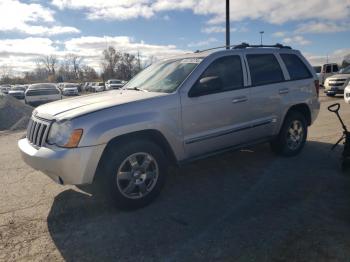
[18,43,320,209]
[344,83,350,104]
[315,63,339,85]
[105,79,124,90]
[62,83,79,96]
[0,85,11,94]
[324,65,350,96]
[24,83,62,106]
[91,82,105,92]
[8,85,26,99]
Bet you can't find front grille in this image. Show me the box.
[329,82,345,86]
[27,117,51,147]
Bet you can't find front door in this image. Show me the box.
[180,55,252,159]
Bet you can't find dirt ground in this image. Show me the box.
[1,93,350,262]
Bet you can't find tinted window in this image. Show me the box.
[280,54,312,80]
[26,89,60,96]
[313,66,321,73]
[333,64,339,72]
[198,55,243,93]
[325,65,332,73]
[247,54,284,86]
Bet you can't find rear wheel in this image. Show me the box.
[270,111,307,156]
[99,140,167,210]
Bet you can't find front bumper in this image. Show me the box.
[18,138,106,185]
[324,88,344,95]
[345,87,350,104]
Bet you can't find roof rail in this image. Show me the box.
[233,42,292,49]
[194,45,239,53]
[194,42,292,53]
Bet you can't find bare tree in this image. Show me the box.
[0,65,12,81]
[39,55,58,77]
[67,54,83,80]
[101,46,121,79]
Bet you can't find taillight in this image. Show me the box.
[314,80,320,97]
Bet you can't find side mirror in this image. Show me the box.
[189,76,223,97]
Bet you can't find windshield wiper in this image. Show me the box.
[126,86,147,92]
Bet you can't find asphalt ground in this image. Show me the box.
[1,92,350,262]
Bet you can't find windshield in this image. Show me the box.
[339,66,350,74]
[12,86,25,91]
[313,66,321,73]
[110,80,122,84]
[30,84,57,89]
[123,58,201,93]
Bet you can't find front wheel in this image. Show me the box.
[99,140,167,210]
[270,111,307,156]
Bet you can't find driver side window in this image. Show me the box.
[190,55,244,97]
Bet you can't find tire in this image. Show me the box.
[98,139,167,210]
[270,111,308,157]
[326,93,335,97]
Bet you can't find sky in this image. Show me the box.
[0,0,350,75]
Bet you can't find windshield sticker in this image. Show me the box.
[181,58,203,64]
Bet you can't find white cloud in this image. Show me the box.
[283,35,311,46]
[202,26,237,34]
[305,48,350,65]
[295,21,350,34]
[0,36,189,73]
[187,37,218,48]
[51,0,350,25]
[272,31,287,38]
[0,0,80,35]
[0,37,58,55]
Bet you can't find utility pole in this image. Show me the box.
[226,0,230,49]
[259,31,264,45]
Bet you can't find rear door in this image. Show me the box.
[180,54,252,158]
[245,53,287,139]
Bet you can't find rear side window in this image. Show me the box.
[200,55,244,91]
[247,54,284,86]
[280,54,312,80]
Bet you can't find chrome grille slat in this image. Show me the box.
[35,124,44,145]
[30,122,37,142]
[40,126,48,147]
[26,117,51,147]
[26,120,33,139]
[32,123,40,145]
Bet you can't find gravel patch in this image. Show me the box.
[0,94,33,131]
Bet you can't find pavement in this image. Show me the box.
[1,93,350,262]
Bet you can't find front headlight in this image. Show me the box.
[47,121,83,148]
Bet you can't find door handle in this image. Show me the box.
[279,88,289,94]
[232,96,248,103]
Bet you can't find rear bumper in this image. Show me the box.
[18,138,106,185]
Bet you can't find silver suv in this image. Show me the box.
[18,44,320,209]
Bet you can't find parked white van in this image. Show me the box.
[25,83,62,106]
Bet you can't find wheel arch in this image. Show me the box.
[94,129,178,182]
[284,103,312,126]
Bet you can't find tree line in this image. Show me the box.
[0,46,146,85]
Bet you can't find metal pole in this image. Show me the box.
[259,31,264,45]
[226,0,230,49]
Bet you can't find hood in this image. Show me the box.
[35,89,166,120]
[327,73,350,80]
